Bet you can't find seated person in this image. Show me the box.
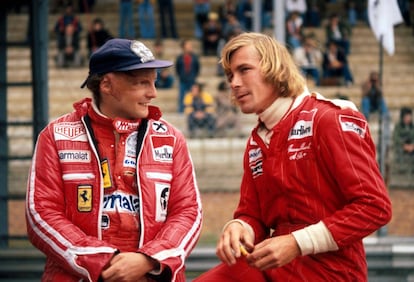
[56,23,83,68]
[325,13,351,55]
[285,11,304,51]
[155,68,174,89]
[215,80,242,137]
[87,17,113,57]
[153,39,175,89]
[322,40,353,86]
[392,107,414,172]
[202,12,222,56]
[293,36,322,86]
[361,71,388,120]
[184,82,216,138]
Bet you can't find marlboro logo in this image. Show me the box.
[151,136,175,162]
[288,109,316,140]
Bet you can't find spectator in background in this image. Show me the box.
[322,40,353,86]
[285,0,307,22]
[118,0,135,39]
[293,35,322,86]
[137,0,156,39]
[156,68,175,89]
[394,107,414,153]
[54,3,82,36]
[305,0,321,27]
[361,71,388,121]
[54,3,83,68]
[87,17,113,57]
[157,0,178,38]
[325,13,351,55]
[222,13,244,42]
[184,82,216,138]
[175,39,201,113]
[202,12,222,56]
[392,107,414,172]
[345,0,357,27]
[218,0,238,29]
[286,11,304,51]
[215,80,242,137]
[194,0,211,39]
[262,0,273,29]
[153,40,175,89]
[56,23,83,68]
[237,0,253,31]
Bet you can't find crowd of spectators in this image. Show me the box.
[48,0,412,141]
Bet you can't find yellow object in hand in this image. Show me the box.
[240,244,249,256]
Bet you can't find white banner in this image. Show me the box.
[368,0,403,55]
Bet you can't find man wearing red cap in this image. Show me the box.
[26,38,202,282]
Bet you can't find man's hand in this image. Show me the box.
[245,234,300,271]
[101,252,158,282]
[216,221,254,265]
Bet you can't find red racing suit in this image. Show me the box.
[234,93,392,281]
[26,98,202,281]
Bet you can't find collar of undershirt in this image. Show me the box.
[258,88,310,130]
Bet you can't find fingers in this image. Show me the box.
[216,221,253,265]
[246,235,300,271]
[216,231,238,265]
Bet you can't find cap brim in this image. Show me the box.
[116,59,173,72]
[80,59,173,88]
[80,76,89,88]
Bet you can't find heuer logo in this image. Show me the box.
[54,122,87,141]
[288,109,316,140]
[151,135,175,162]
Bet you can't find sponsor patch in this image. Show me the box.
[78,185,92,212]
[287,141,312,160]
[151,135,174,162]
[54,122,87,141]
[339,115,367,138]
[101,159,113,189]
[248,148,263,178]
[58,150,91,163]
[155,183,170,222]
[102,191,140,213]
[113,119,139,133]
[288,109,317,140]
[152,121,167,133]
[101,214,110,229]
[123,156,137,168]
[123,132,138,168]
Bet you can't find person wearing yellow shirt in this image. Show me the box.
[184,82,217,138]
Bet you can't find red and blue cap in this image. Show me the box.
[81,38,172,88]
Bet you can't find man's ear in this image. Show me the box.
[100,75,111,95]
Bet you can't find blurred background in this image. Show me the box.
[1,0,414,280]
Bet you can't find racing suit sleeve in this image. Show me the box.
[311,107,392,248]
[138,131,203,281]
[26,125,118,282]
